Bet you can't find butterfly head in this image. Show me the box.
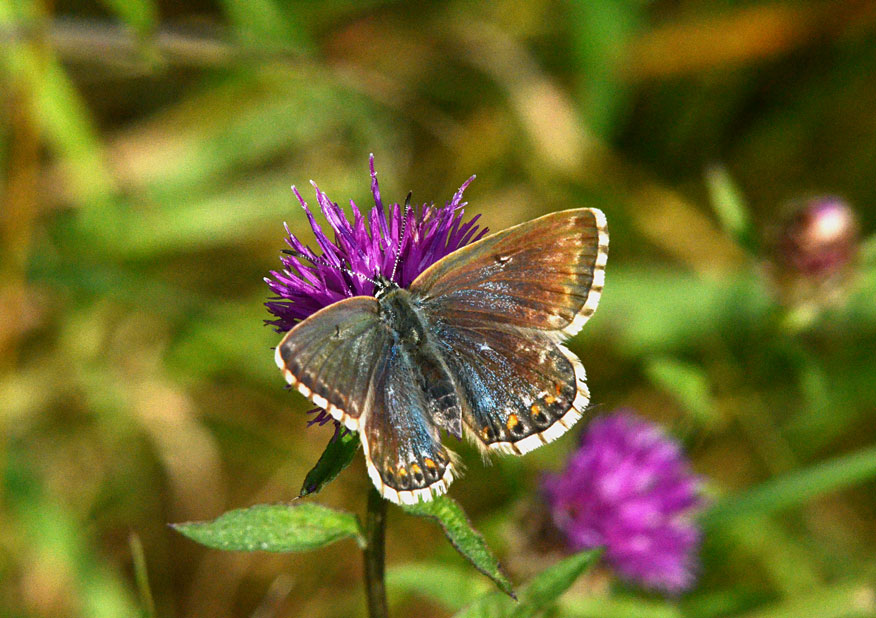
[373,274,399,300]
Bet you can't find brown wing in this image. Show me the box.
[410,208,608,338]
[274,296,388,432]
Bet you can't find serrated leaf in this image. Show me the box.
[172,503,364,552]
[403,496,515,598]
[299,429,360,498]
[455,549,602,618]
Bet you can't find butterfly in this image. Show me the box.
[275,208,608,504]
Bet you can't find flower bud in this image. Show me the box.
[777,197,859,279]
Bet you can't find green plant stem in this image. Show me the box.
[363,487,388,618]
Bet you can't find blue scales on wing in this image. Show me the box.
[409,208,608,455]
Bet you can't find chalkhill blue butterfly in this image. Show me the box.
[275,207,608,504]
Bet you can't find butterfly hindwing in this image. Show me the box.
[361,341,456,504]
[410,208,608,338]
[431,320,589,454]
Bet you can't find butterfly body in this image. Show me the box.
[276,208,608,504]
[375,284,464,439]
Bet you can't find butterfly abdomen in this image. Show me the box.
[412,349,463,439]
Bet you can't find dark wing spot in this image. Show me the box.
[397,467,410,489]
[423,458,439,480]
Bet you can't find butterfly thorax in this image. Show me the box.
[376,285,427,346]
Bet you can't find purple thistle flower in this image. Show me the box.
[265,156,487,426]
[543,411,704,594]
[265,155,487,333]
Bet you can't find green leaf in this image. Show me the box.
[172,503,364,552]
[705,444,876,526]
[387,561,493,611]
[454,549,602,618]
[403,496,515,598]
[645,356,715,426]
[129,533,156,618]
[299,430,360,498]
[705,165,758,255]
[98,0,157,35]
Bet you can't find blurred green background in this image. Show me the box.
[2,1,876,616]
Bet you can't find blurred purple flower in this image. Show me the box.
[543,411,704,594]
[265,155,487,425]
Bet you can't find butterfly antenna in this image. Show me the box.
[282,249,379,286]
[390,192,412,283]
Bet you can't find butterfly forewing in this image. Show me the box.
[275,296,389,431]
[410,208,608,338]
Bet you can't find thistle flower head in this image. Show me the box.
[265,155,486,333]
[543,411,704,593]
